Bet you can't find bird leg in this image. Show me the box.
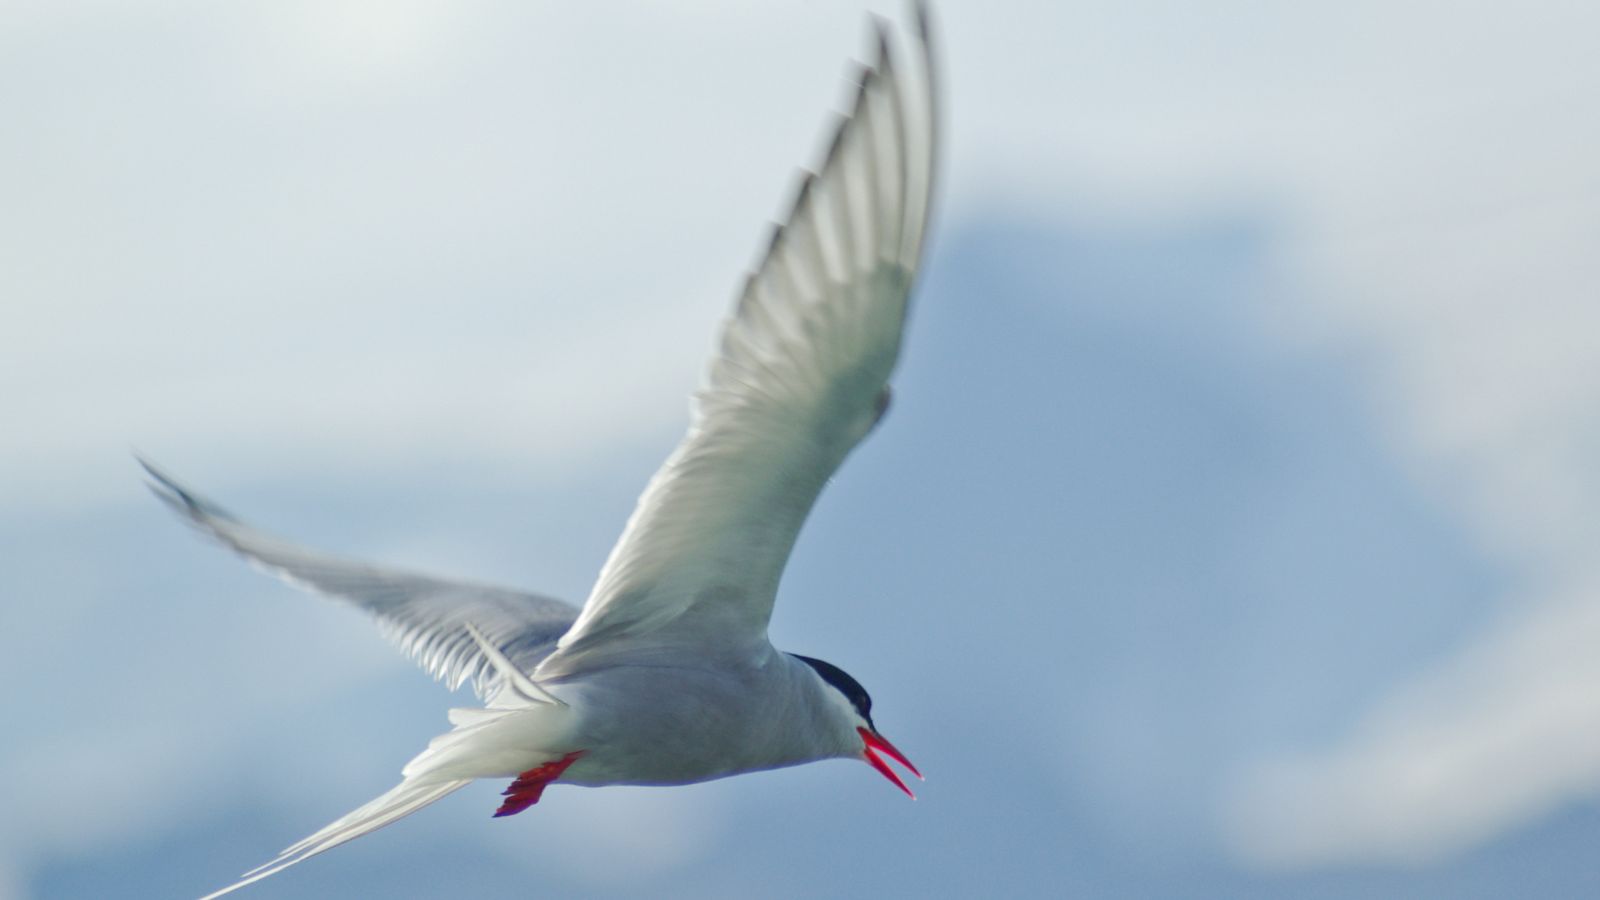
[493,751,586,817]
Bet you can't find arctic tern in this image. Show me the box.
[149,4,938,896]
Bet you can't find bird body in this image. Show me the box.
[540,651,865,787]
[149,5,938,897]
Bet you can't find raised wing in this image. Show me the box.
[542,6,938,676]
[140,459,579,701]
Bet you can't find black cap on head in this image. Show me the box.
[790,653,874,726]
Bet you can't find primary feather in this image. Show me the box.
[544,9,938,677]
[140,458,578,701]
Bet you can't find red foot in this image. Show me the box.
[493,751,585,817]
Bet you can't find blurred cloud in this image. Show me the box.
[1227,590,1600,867]
[1213,0,1600,860]
[1225,179,1600,864]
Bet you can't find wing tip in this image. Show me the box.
[913,0,934,44]
[135,454,237,525]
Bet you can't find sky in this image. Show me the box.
[5,1,1600,897]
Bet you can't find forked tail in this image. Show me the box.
[198,626,577,897]
[198,777,470,899]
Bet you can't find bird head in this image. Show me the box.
[791,654,922,798]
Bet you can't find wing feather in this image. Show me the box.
[140,459,578,700]
[543,7,938,675]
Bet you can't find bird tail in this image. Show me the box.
[199,702,578,898]
[198,776,470,899]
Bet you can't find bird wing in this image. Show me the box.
[541,7,939,677]
[141,460,579,701]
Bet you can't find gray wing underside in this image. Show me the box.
[140,460,578,701]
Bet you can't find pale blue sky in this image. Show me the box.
[6,2,1600,898]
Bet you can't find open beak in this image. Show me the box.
[858,726,923,799]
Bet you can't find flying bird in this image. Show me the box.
[148,5,938,897]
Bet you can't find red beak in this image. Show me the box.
[858,726,923,799]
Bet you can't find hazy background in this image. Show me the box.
[6,1,1600,897]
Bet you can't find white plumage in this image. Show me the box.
[149,5,938,897]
